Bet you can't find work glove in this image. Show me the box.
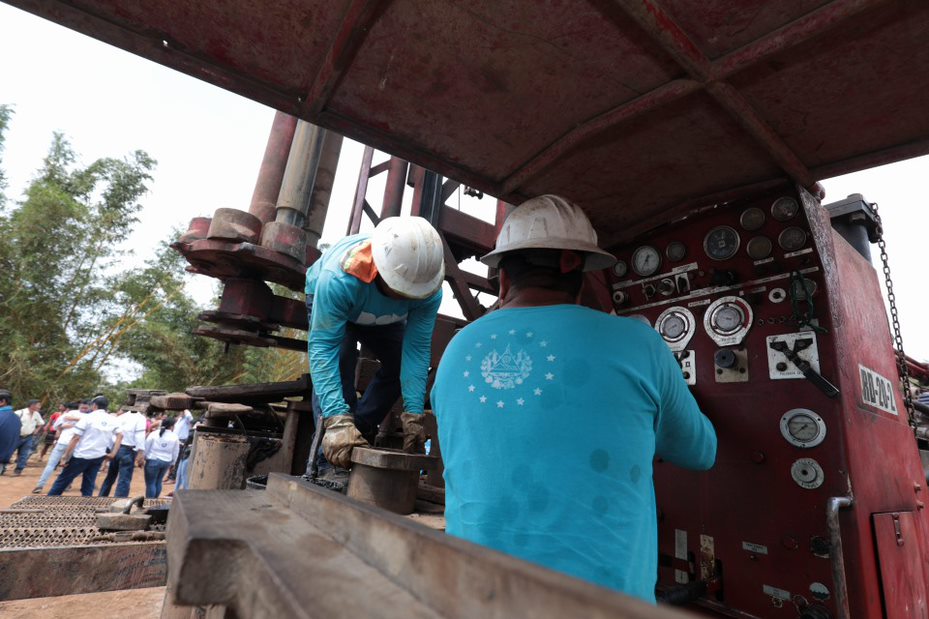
[399,412,426,454]
[322,415,368,469]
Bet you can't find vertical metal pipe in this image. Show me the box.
[248,112,298,224]
[275,121,327,227]
[495,199,514,234]
[303,131,343,248]
[380,157,409,219]
[348,146,374,235]
[826,496,854,619]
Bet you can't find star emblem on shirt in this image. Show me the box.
[463,370,470,377]
[517,398,525,406]
[534,388,543,396]
[491,334,497,340]
[468,385,475,392]
[465,355,472,361]
[526,332,533,338]
[547,354,556,362]
[540,340,548,347]
[508,329,516,335]
[475,342,483,348]
[479,395,487,403]
[545,372,554,380]
[497,401,505,408]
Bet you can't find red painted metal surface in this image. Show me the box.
[248,112,298,224]
[6,0,929,246]
[608,186,929,616]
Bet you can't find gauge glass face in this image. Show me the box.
[666,241,687,262]
[771,196,800,221]
[746,236,773,260]
[788,414,820,441]
[778,226,808,251]
[613,260,628,278]
[739,207,766,231]
[632,245,661,276]
[712,305,744,332]
[661,314,686,340]
[703,226,740,261]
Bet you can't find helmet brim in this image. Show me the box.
[481,239,616,272]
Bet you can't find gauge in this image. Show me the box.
[666,241,687,262]
[655,306,696,351]
[780,409,827,448]
[746,236,773,260]
[703,226,740,261]
[739,207,766,231]
[612,290,628,305]
[771,196,800,221]
[778,226,808,251]
[613,260,628,278]
[712,304,744,333]
[632,245,662,276]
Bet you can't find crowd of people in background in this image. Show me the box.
[0,389,196,499]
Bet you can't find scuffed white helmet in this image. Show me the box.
[481,195,616,271]
[371,216,445,299]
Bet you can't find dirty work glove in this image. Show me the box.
[399,412,426,454]
[322,415,368,469]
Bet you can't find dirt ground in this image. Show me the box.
[0,448,163,509]
[0,586,165,618]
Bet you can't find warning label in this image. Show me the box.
[859,365,898,416]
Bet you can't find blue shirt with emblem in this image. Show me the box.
[306,233,442,418]
[431,304,716,602]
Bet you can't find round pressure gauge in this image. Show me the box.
[703,226,741,261]
[778,227,808,252]
[632,245,662,276]
[740,207,766,231]
[771,196,800,221]
[746,236,773,260]
[666,241,687,262]
[711,304,745,334]
[613,260,628,278]
[655,306,696,351]
[780,408,827,448]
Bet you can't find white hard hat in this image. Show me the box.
[371,216,445,299]
[481,195,616,271]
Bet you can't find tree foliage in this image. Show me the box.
[0,108,302,409]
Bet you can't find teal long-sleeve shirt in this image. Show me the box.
[306,234,442,418]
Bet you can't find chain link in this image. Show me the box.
[871,201,917,427]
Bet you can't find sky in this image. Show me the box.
[1,4,927,362]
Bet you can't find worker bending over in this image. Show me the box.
[306,216,444,478]
[431,195,717,602]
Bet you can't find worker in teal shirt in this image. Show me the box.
[306,216,444,476]
[431,195,717,603]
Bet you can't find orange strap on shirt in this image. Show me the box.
[340,240,379,283]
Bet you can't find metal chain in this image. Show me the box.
[871,201,917,426]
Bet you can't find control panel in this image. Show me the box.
[608,188,852,616]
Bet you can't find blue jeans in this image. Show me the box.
[144,459,171,498]
[176,454,190,490]
[308,308,404,470]
[98,445,137,497]
[36,442,68,489]
[48,456,105,496]
[13,435,35,472]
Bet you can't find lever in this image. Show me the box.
[770,339,840,398]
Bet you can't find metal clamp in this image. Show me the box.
[826,496,854,619]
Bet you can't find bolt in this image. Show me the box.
[776,362,788,371]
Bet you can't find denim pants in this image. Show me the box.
[308,306,404,470]
[13,434,35,472]
[48,456,105,496]
[144,459,171,498]
[36,442,68,489]
[176,454,190,490]
[98,445,136,497]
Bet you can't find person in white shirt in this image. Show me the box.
[143,417,180,498]
[32,401,89,494]
[12,400,44,475]
[99,406,148,498]
[48,396,123,496]
[167,409,194,481]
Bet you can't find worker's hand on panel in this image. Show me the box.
[399,412,425,454]
[321,415,368,469]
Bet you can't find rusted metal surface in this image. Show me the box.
[259,220,307,263]
[8,0,928,244]
[248,111,298,224]
[351,446,436,471]
[165,476,694,618]
[173,236,305,290]
[206,208,262,244]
